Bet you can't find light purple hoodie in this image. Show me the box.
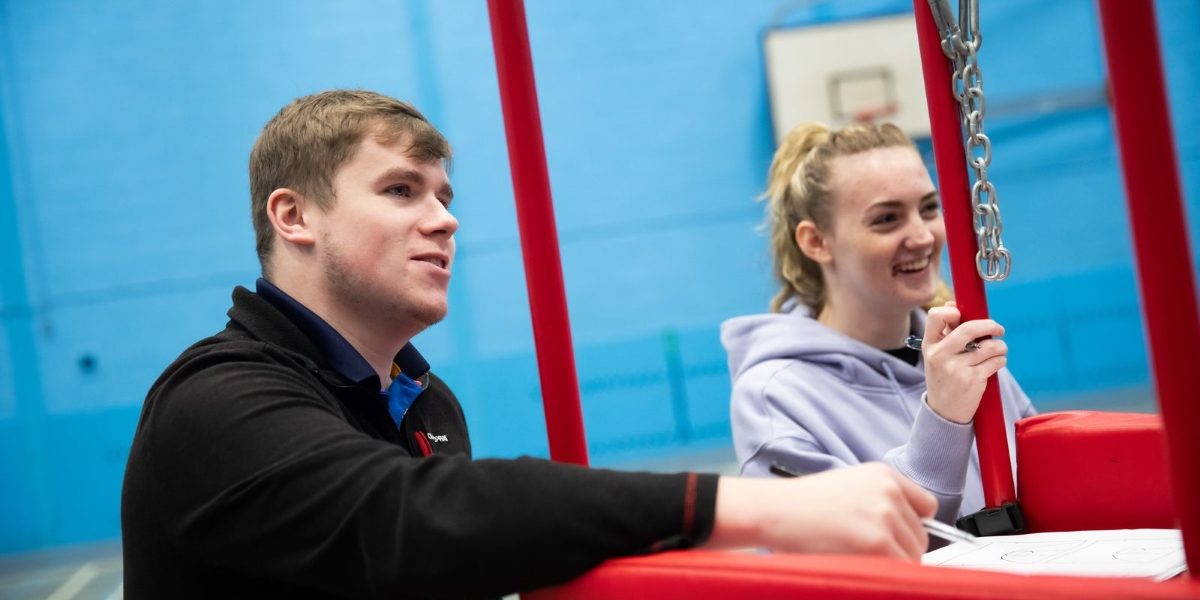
[721,304,1036,524]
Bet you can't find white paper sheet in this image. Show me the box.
[922,529,1186,580]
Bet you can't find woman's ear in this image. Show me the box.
[266,188,317,248]
[795,220,832,265]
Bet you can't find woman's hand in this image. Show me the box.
[922,301,1008,424]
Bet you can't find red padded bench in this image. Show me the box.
[1018,411,1177,532]
[528,411,1192,599]
[526,551,1197,599]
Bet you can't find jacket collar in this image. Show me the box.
[226,281,431,390]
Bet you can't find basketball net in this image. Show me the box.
[851,101,900,125]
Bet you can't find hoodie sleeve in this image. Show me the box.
[882,393,977,524]
[737,383,971,525]
[999,367,1038,419]
[886,368,1036,525]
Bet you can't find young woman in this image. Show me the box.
[722,122,1036,524]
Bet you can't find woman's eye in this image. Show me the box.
[872,213,898,226]
[921,203,941,216]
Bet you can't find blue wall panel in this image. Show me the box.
[456,354,548,460]
[0,421,39,550]
[0,319,14,420]
[37,286,238,414]
[676,327,740,438]
[576,338,678,453]
[39,409,139,546]
[1,0,1198,555]
[561,219,771,345]
[991,267,1146,396]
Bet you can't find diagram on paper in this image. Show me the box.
[922,529,1185,580]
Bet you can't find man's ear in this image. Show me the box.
[265,188,317,248]
[794,220,832,265]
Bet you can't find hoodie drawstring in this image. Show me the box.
[880,361,917,422]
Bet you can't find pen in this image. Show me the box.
[770,463,982,547]
[921,518,983,546]
[769,463,802,478]
[904,334,982,352]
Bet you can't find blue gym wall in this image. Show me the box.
[1,0,1196,554]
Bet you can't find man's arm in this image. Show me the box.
[708,463,935,559]
[128,354,714,599]
[128,351,934,598]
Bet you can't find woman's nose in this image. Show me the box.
[906,220,935,247]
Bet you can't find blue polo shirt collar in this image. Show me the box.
[255,278,430,388]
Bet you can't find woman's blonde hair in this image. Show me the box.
[763,122,941,313]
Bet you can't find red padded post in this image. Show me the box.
[911,0,1015,507]
[488,0,589,465]
[1017,411,1176,532]
[1098,0,1200,574]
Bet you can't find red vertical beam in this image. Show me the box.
[487,0,589,466]
[1098,0,1200,573]
[912,0,1016,506]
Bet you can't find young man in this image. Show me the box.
[121,90,936,599]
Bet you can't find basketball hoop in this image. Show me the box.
[852,101,900,124]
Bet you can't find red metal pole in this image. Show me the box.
[912,0,1016,507]
[487,0,589,466]
[1098,0,1200,574]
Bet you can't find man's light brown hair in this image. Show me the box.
[249,90,452,272]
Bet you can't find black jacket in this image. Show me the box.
[121,287,717,599]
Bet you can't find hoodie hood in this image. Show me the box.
[721,303,928,390]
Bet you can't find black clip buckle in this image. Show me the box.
[955,501,1027,537]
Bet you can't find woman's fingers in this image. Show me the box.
[923,305,961,346]
[965,339,1007,366]
[970,353,1008,376]
[892,486,930,559]
[935,319,1005,355]
[922,317,1010,424]
[946,318,1004,341]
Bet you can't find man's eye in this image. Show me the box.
[388,184,412,197]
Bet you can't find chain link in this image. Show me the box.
[929,0,1011,281]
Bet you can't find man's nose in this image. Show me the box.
[423,198,458,236]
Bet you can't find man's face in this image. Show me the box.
[315,134,457,332]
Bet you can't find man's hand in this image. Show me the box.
[922,301,1008,424]
[706,463,937,560]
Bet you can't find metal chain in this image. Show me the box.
[928,0,1011,281]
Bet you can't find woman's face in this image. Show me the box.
[822,146,944,314]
